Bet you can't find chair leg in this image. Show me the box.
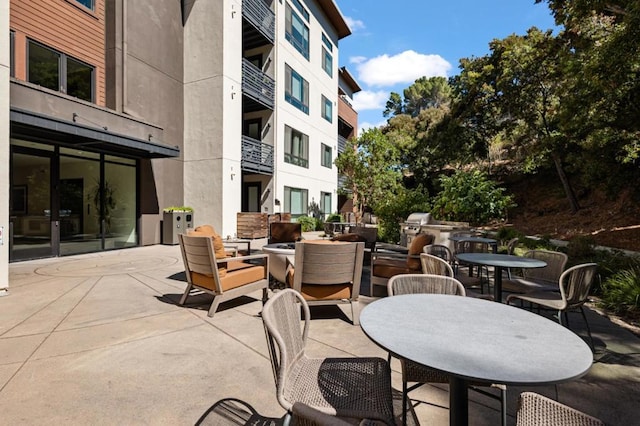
[580,307,596,352]
[261,287,269,305]
[500,386,507,426]
[179,283,193,305]
[402,376,408,426]
[207,296,222,317]
[351,300,360,326]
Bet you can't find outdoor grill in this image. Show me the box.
[399,212,471,247]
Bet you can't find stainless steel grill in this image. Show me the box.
[400,213,434,247]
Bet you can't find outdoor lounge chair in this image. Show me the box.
[285,240,364,325]
[506,263,599,351]
[369,233,435,296]
[262,289,395,425]
[387,274,507,426]
[178,233,269,317]
[515,392,604,426]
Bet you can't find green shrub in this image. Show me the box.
[372,185,430,244]
[599,266,640,319]
[431,170,516,226]
[296,215,316,232]
[326,213,342,223]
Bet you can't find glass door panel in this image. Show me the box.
[59,150,101,255]
[10,151,52,260]
[104,158,137,249]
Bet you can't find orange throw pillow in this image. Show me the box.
[406,233,435,270]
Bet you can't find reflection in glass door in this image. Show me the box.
[104,157,137,249]
[10,149,52,261]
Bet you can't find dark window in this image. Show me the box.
[321,95,333,123]
[285,3,309,59]
[321,192,332,216]
[290,0,309,21]
[10,31,15,77]
[285,64,309,114]
[322,47,333,77]
[74,0,94,11]
[321,144,332,168]
[284,125,309,168]
[27,40,94,102]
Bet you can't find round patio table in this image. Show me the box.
[456,253,546,302]
[260,243,296,283]
[360,294,593,426]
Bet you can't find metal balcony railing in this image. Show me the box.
[338,135,348,153]
[241,135,274,174]
[242,0,275,44]
[242,58,275,110]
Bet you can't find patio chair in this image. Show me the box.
[291,402,386,426]
[423,244,454,266]
[502,249,568,293]
[453,240,492,293]
[504,237,520,279]
[178,233,269,317]
[369,233,435,296]
[387,274,507,426]
[262,289,395,426]
[515,392,604,426]
[506,263,599,351]
[285,240,364,325]
[420,253,454,277]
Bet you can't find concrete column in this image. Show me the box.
[0,0,9,293]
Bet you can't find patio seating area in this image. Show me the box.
[1,241,639,425]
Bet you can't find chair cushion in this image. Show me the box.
[285,266,352,301]
[188,225,228,260]
[191,262,265,292]
[406,233,435,270]
[331,233,367,243]
[373,258,415,278]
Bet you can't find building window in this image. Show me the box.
[322,33,333,77]
[321,95,333,123]
[284,125,309,168]
[321,192,332,216]
[10,31,15,77]
[284,186,308,217]
[291,0,309,21]
[285,3,309,59]
[285,64,309,114]
[74,0,94,11]
[321,144,332,168]
[27,40,94,102]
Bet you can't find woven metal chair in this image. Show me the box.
[423,244,454,265]
[387,274,507,426]
[515,392,604,426]
[506,263,599,351]
[453,240,492,293]
[502,249,568,293]
[420,253,454,277]
[291,402,386,426]
[262,289,395,425]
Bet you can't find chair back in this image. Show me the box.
[559,263,598,309]
[292,241,364,298]
[291,402,354,426]
[262,289,310,400]
[179,234,222,292]
[388,274,465,297]
[420,253,454,277]
[516,392,604,426]
[423,244,453,263]
[522,250,568,285]
[506,237,519,255]
[455,240,491,255]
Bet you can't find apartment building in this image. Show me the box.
[0,0,357,291]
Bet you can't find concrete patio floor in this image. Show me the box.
[1,243,639,425]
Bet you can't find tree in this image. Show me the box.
[334,128,402,224]
[383,76,452,118]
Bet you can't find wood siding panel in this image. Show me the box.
[10,0,106,106]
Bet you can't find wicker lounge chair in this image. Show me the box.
[285,240,364,325]
[502,249,568,293]
[262,289,395,425]
[178,233,269,317]
[387,274,507,426]
[291,402,387,426]
[420,253,454,277]
[515,392,604,426]
[506,263,599,351]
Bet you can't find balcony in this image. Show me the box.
[242,135,274,174]
[242,0,275,48]
[338,135,348,153]
[242,58,275,112]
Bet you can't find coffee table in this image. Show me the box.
[456,253,546,302]
[360,294,593,426]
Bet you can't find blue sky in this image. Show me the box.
[335,0,558,134]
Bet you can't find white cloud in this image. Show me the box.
[344,16,365,32]
[352,90,388,111]
[358,120,387,136]
[349,55,367,64]
[355,50,452,87]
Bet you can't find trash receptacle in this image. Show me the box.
[162,208,194,245]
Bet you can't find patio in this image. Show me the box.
[1,243,639,425]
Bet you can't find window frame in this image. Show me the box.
[284,186,309,218]
[72,0,95,11]
[321,143,332,168]
[285,64,309,114]
[10,31,15,77]
[285,3,310,59]
[322,47,333,77]
[321,95,333,123]
[27,39,95,103]
[284,125,309,168]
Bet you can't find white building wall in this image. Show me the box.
[273,0,339,216]
[0,0,9,293]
